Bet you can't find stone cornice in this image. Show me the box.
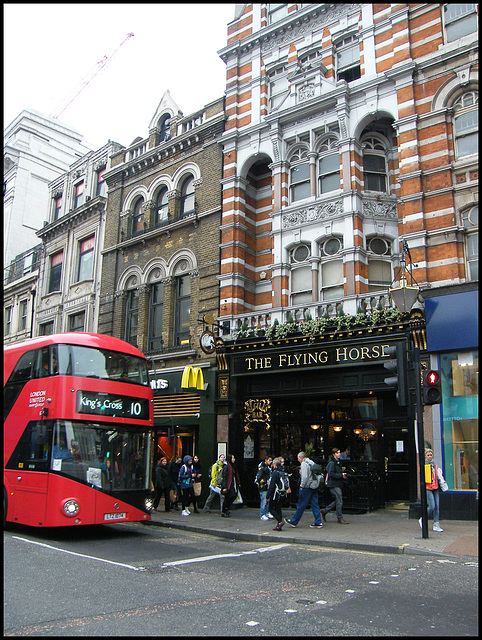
[36,198,106,242]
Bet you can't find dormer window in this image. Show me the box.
[158,115,171,143]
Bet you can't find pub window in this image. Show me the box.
[268,3,288,24]
[320,260,344,300]
[180,176,195,218]
[148,282,164,351]
[73,181,84,209]
[368,259,392,291]
[156,187,169,226]
[291,266,312,305]
[125,286,139,346]
[443,4,477,42]
[367,236,391,256]
[174,275,191,346]
[335,34,361,83]
[462,205,478,281]
[77,236,94,282]
[131,198,145,236]
[453,92,478,158]
[48,251,63,293]
[363,137,388,193]
[318,137,340,194]
[68,311,85,333]
[289,148,310,202]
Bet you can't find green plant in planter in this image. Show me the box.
[304,443,315,458]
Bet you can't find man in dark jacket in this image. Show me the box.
[153,457,171,511]
[168,455,182,510]
[322,448,349,524]
[266,457,285,531]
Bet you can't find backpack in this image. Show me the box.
[274,471,291,498]
[310,463,324,489]
[254,465,268,490]
[178,464,191,488]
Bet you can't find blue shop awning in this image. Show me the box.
[425,290,478,352]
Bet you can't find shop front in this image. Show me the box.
[149,366,217,498]
[222,329,418,512]
[423,284,478,520]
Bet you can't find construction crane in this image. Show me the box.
[50,32,134,119]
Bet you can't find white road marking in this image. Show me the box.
[12,536,143,571]
[162,543,290,568]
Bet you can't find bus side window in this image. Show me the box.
[5,420,52,470]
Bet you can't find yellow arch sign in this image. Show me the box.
[181,366,204,390]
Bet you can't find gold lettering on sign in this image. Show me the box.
[244,398,271,431]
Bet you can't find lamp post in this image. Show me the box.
[389,241,429,539]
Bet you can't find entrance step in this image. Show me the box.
[385,501,410,511]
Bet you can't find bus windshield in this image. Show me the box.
[50,344,149,385]
[6,419,151,492]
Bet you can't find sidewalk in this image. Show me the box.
[146,503,478,559]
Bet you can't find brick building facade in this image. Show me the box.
[98,91,225,471]
[215,4,478,517]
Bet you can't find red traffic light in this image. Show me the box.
[422,369,442,404]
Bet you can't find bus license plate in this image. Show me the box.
[104,512,127,521]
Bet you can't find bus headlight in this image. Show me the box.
[62,499,80,517]
[144,496,154,511]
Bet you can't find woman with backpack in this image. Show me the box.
[178,455,198,515]
[266,457,288,531]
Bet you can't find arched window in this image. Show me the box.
[180,176,195,218]
[124,277,139,347]
[363,137,388,193]
[318,138,340,194]
[156,188,169,226]
[453,92,478,158]
[174,274,191,345]
[319,236,344,300]
[289,148,310,202]
[148,281,164,351]
[462,205,478,281]
[131,198,145,236]
[290,243,312,305]
[158,115,171,143]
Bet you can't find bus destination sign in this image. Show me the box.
[76,391,149,420]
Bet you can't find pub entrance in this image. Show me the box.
[381,419,414,502]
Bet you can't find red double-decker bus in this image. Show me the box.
[4,333,154,527]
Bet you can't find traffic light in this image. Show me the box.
[422,369,442,404]
[383,343,408,406]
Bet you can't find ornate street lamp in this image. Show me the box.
[389,240,429,538]
[389,240,419,313]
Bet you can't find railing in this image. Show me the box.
[221,291,396,338]
[239,459,384,513]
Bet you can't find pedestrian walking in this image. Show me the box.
[178,455,198,515]
[419,448,447,532]
[284,451,323,529]
[221,454,241,517]
[203,453,227,514]
[153,457,171,511]
[255,455,273,521]
[266,457,289,530]
[168,455,182,510]
[322,447,349,524]
[192,454,203,512]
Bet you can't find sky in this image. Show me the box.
[4,3,237,149]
